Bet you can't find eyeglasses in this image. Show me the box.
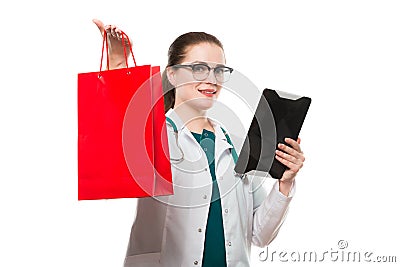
[173,63,234,83]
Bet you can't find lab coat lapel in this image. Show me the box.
[209,119,234,170]
[165,108,233,169]
[165,108,185,131]
[165,108,205,150]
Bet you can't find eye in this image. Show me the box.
[215,67,231,76]
[192,64,209,73]
[214,67,225,75]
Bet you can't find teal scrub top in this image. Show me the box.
[191,129,227,267]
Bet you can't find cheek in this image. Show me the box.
[215,86,223,97]
[174,70,196,85]
[175,83,199,100]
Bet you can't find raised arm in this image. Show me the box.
[93,19,131,70]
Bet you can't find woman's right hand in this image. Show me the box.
[92,18,131,69]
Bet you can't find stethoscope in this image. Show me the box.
[165,116,243,177]
[165,116,186,164]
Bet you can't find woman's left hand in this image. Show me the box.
[275,137,305,185]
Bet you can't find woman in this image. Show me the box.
[92,19,305,267]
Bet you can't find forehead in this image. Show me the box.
[182,42,226,64]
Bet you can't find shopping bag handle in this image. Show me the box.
[99,29,137,74]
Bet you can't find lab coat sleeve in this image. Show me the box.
[251,176,296,248]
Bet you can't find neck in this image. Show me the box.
[172,103,214,133]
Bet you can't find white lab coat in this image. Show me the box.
[124,108,295,267]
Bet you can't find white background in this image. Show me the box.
[1,0,399,266]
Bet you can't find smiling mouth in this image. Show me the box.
[197,89,216,95]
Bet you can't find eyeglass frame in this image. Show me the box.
[171,62,234,83]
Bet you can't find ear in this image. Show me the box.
[166,66,177,87]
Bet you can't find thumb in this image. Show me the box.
[92,18,105,34]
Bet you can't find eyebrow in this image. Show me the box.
[191,61,227,67]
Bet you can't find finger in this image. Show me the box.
[284,138,302,152]
[277,142,305,162]
[116,30,130,46]
[123,34,131,46]
[114,29,121,40]
[104,24,111,36]
[275,154,302,172]
[110,25,118,38]
[117,29,128,44]
[275,149,301,165]
[297,137,301,144]
[115,27,123,38]
[104,25,116,40]
[92,18,105,34]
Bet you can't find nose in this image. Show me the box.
[204,69,218,84]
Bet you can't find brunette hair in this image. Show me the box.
[161,32,224,113]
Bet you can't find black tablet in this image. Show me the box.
[234,89,311,179]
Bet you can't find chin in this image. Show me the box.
[191,98,216,111]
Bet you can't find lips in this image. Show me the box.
[197,88,216,96]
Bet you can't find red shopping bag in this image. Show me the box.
[78,31,173,200]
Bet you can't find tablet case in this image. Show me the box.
[234,88,311,179]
